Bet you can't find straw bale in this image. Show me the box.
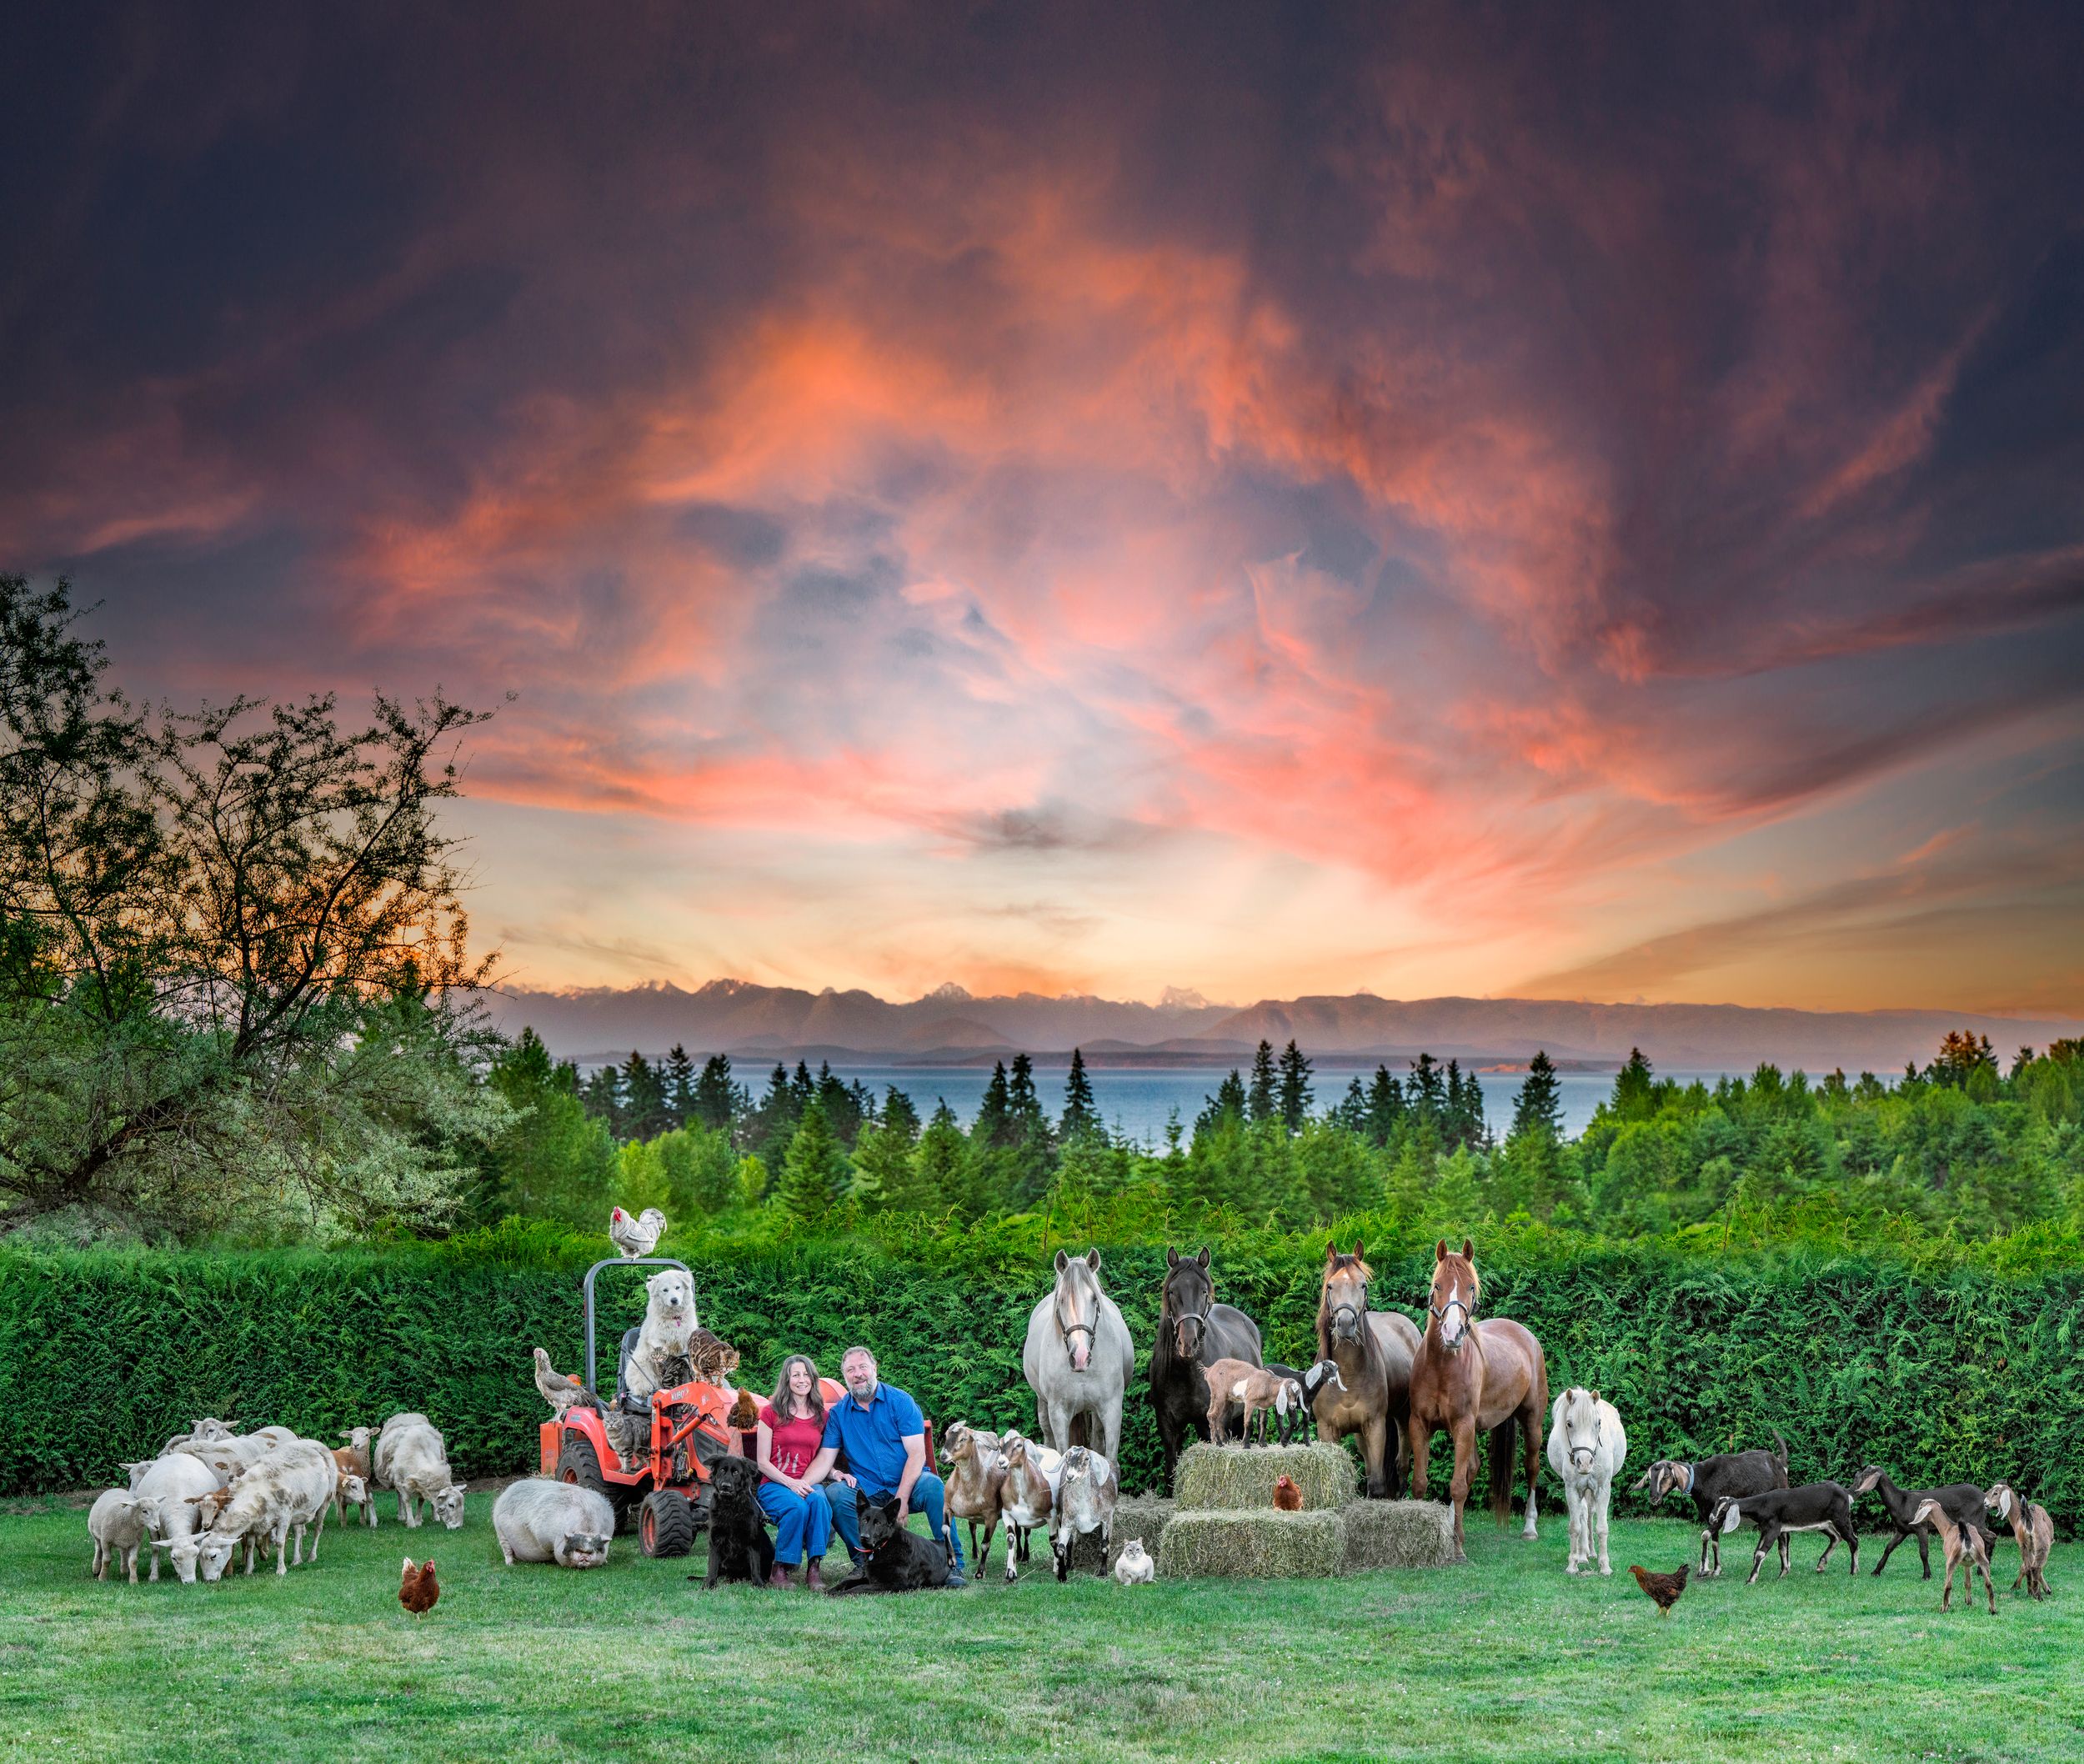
[1339,1499,1460,1571]
[1156,1508,1345,1580]
[1173,1441,1355,1511]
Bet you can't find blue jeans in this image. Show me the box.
[821,1473,965,1573]
[756,1479,834,1566]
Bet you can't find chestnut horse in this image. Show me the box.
[1314,1243,1421,1498]
[1406,1237,1549,1558]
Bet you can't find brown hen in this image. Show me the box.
[1273,1475,1303,1512]
[399,1557,439,1618]
[1629,1562,1688,1615]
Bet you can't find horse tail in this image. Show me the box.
[1489,1420,1518,1525]
[1771,1428,1790,1481]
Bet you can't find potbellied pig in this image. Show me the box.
[373,1415,467,1529]
[492,1478,614,1568]
[88,1490,157,1584]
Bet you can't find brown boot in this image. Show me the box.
[769,1563,792,1590]
[804,1557,825,1592]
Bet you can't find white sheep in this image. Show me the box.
[373,1415,467,1530]
[194,1441,338,1576]
[88,1490,157,1584]
[129,1454,221,1582]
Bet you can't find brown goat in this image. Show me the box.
[1911,1499,1996,1615]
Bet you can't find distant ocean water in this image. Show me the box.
[796,1064,1726,1145]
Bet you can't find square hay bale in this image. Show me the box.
[1065,1495,1175,1572]
[1173,1441,1357,1511]
[1158,1508,1345,1580]
[1340,1499,1460,1571]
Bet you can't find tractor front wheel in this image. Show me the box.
[558,1432,636,1534]
[639,1489,697,1559]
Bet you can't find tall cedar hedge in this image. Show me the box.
[3,1234,2078,1528]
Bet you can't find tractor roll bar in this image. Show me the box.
[582,1256,694,1394]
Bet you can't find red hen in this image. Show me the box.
[399,1557,439,1618]
[1629,1562,1688,1616]
[1273,1475,1303,1512]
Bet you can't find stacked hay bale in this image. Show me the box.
[1156,1441,1460,1578]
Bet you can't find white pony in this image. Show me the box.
[1545,1386,1626,1576]
[1022,1249,1135,1467]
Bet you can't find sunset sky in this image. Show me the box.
[6,3,2081,1014]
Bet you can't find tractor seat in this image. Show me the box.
[614,1326,649,1414]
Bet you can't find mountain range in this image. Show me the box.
[483,980,2084,1075]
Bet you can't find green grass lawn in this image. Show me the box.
[1,1491,2076,1763]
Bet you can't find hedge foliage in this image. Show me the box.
[4,1222,2081,1531]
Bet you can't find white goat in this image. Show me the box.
[1545,1386,1627,1576]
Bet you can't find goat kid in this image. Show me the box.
[1911,1499,1996,1615]
[1635,1432,1790,1574]
[996,1433,1060,1584]
[1849,1466,1994,1580]
[1985,1481,2054,1601]
[1706,1482,1860,1586]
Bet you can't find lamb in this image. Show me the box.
[1911,1499,1996,1615]
[333,1426,378,1527]
[1985,1481,2055,1600]
[1200,1356,1306,1447]
[939,1421,1008,1576]
[88,1490,156,1584]
[1051,1446,1117,1581]
[373,1413,468,1529]
[493,1477,614,1568]
[997,1433,1062,1583]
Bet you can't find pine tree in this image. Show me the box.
[1443,1059,1485,1150]
[1060,1047,1099,1141]
[816,1061,864,1145]
[580,1063,625,1135]
[1276,1040,1313,1134]
[664,1044,696,1130]
[1614,1047,1656,1118]
[777,1096,851,1220]
[1194,1069,1248,1140]
[1004,1051,1055,1205]
[1247,1040,1278,1123]
[1365,1065,1405,1145]
[692,1054,740,1133]
[1510,1050,1563,1140]
[973,1061,1012,1149]
[1331,1076,1369,1133]
[912,1101,968,1215]
[744,1064,802,1170]
[620,1050,671,1141]
[1407,1052,1445,1120]
[881,1085,922,1145]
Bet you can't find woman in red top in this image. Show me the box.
[755,1354,835,1589]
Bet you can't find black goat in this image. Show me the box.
[1849,1466,1996,1579]
[1706,1482,1860,1586]
[1635,1431,1791,1574]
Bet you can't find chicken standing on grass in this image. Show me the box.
[399,1557,439,1618]
[1629,1562,1690,1616]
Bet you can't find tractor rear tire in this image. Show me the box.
[558,1433,636,1534]
[639,1489,697,1559]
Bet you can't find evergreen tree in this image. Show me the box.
[881,1085,922,1145]
[847,1121,913,1212]
[1330,1076,1369,1133]
[1060,1048,1100,1141]
[1247,1040,1278,1123]
[790,1060,815,1105]
[1510,1050,1563,1140]
[692,1054,740,1134]
[973,1061,1013,1148]
[1443,1059,1485,1150]
[744,1064,802,1170]
[485,1030,619,1225]
[1614,1047,1656,1118]
[1277,1040,1313,1134]
[1365,1065,1406,1145]
[1004,1051,1055,1206]
[776,1096,851,1220]
[815,1061,864,1145]
[913,1101,969,1216]
[620,1050,671,1140]
[664,1044,697,1130]
[1407,1052,1445,1120]
[1194,1069,1249,1140]
[579,1063,624,1135]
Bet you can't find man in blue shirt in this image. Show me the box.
[804,1345,967,1588]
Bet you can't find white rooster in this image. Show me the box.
[609,1205,667,1260]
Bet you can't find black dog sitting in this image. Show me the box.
[697,1456,775,1589]
[828,1488,951,1594]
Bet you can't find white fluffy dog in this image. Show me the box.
[621,1269,699,1404]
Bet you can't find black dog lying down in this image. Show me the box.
[828,1488,951,1594]
[699,1456,776,1589]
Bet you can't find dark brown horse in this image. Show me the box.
[1149,1248,1263,1490]
[1406,1237,1549,1558]
[1314,1243,1421,1499]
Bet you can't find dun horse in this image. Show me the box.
[1314,1243,1421,1498]
[1407,1237,1549,1558]
[1021,1249,1135,1466]
[1150,1247,1264,1488]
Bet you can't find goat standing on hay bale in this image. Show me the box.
[1201,1357,1307,1448]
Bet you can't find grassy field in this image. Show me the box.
[1,1492,2076,1763]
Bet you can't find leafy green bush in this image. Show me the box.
[3,1226,2079,1531]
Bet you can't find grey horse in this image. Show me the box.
[1022,1249,1135,1468]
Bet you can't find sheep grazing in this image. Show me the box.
[333,1426,378,1528]
[1911,1499,1996,1615]
[373,1413,467,1529]
[88,1490,156,1584]
[195,1440,339,1577]
[129,1452,221,1582]
[493,1478,614,1568]
[1986,1481,2055,1601]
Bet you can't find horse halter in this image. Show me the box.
[1056,1300,1096,1366]
[1325,1273,1367,1341]
[1173,1307,1211,1356]
[1428,1278,1472,1344]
